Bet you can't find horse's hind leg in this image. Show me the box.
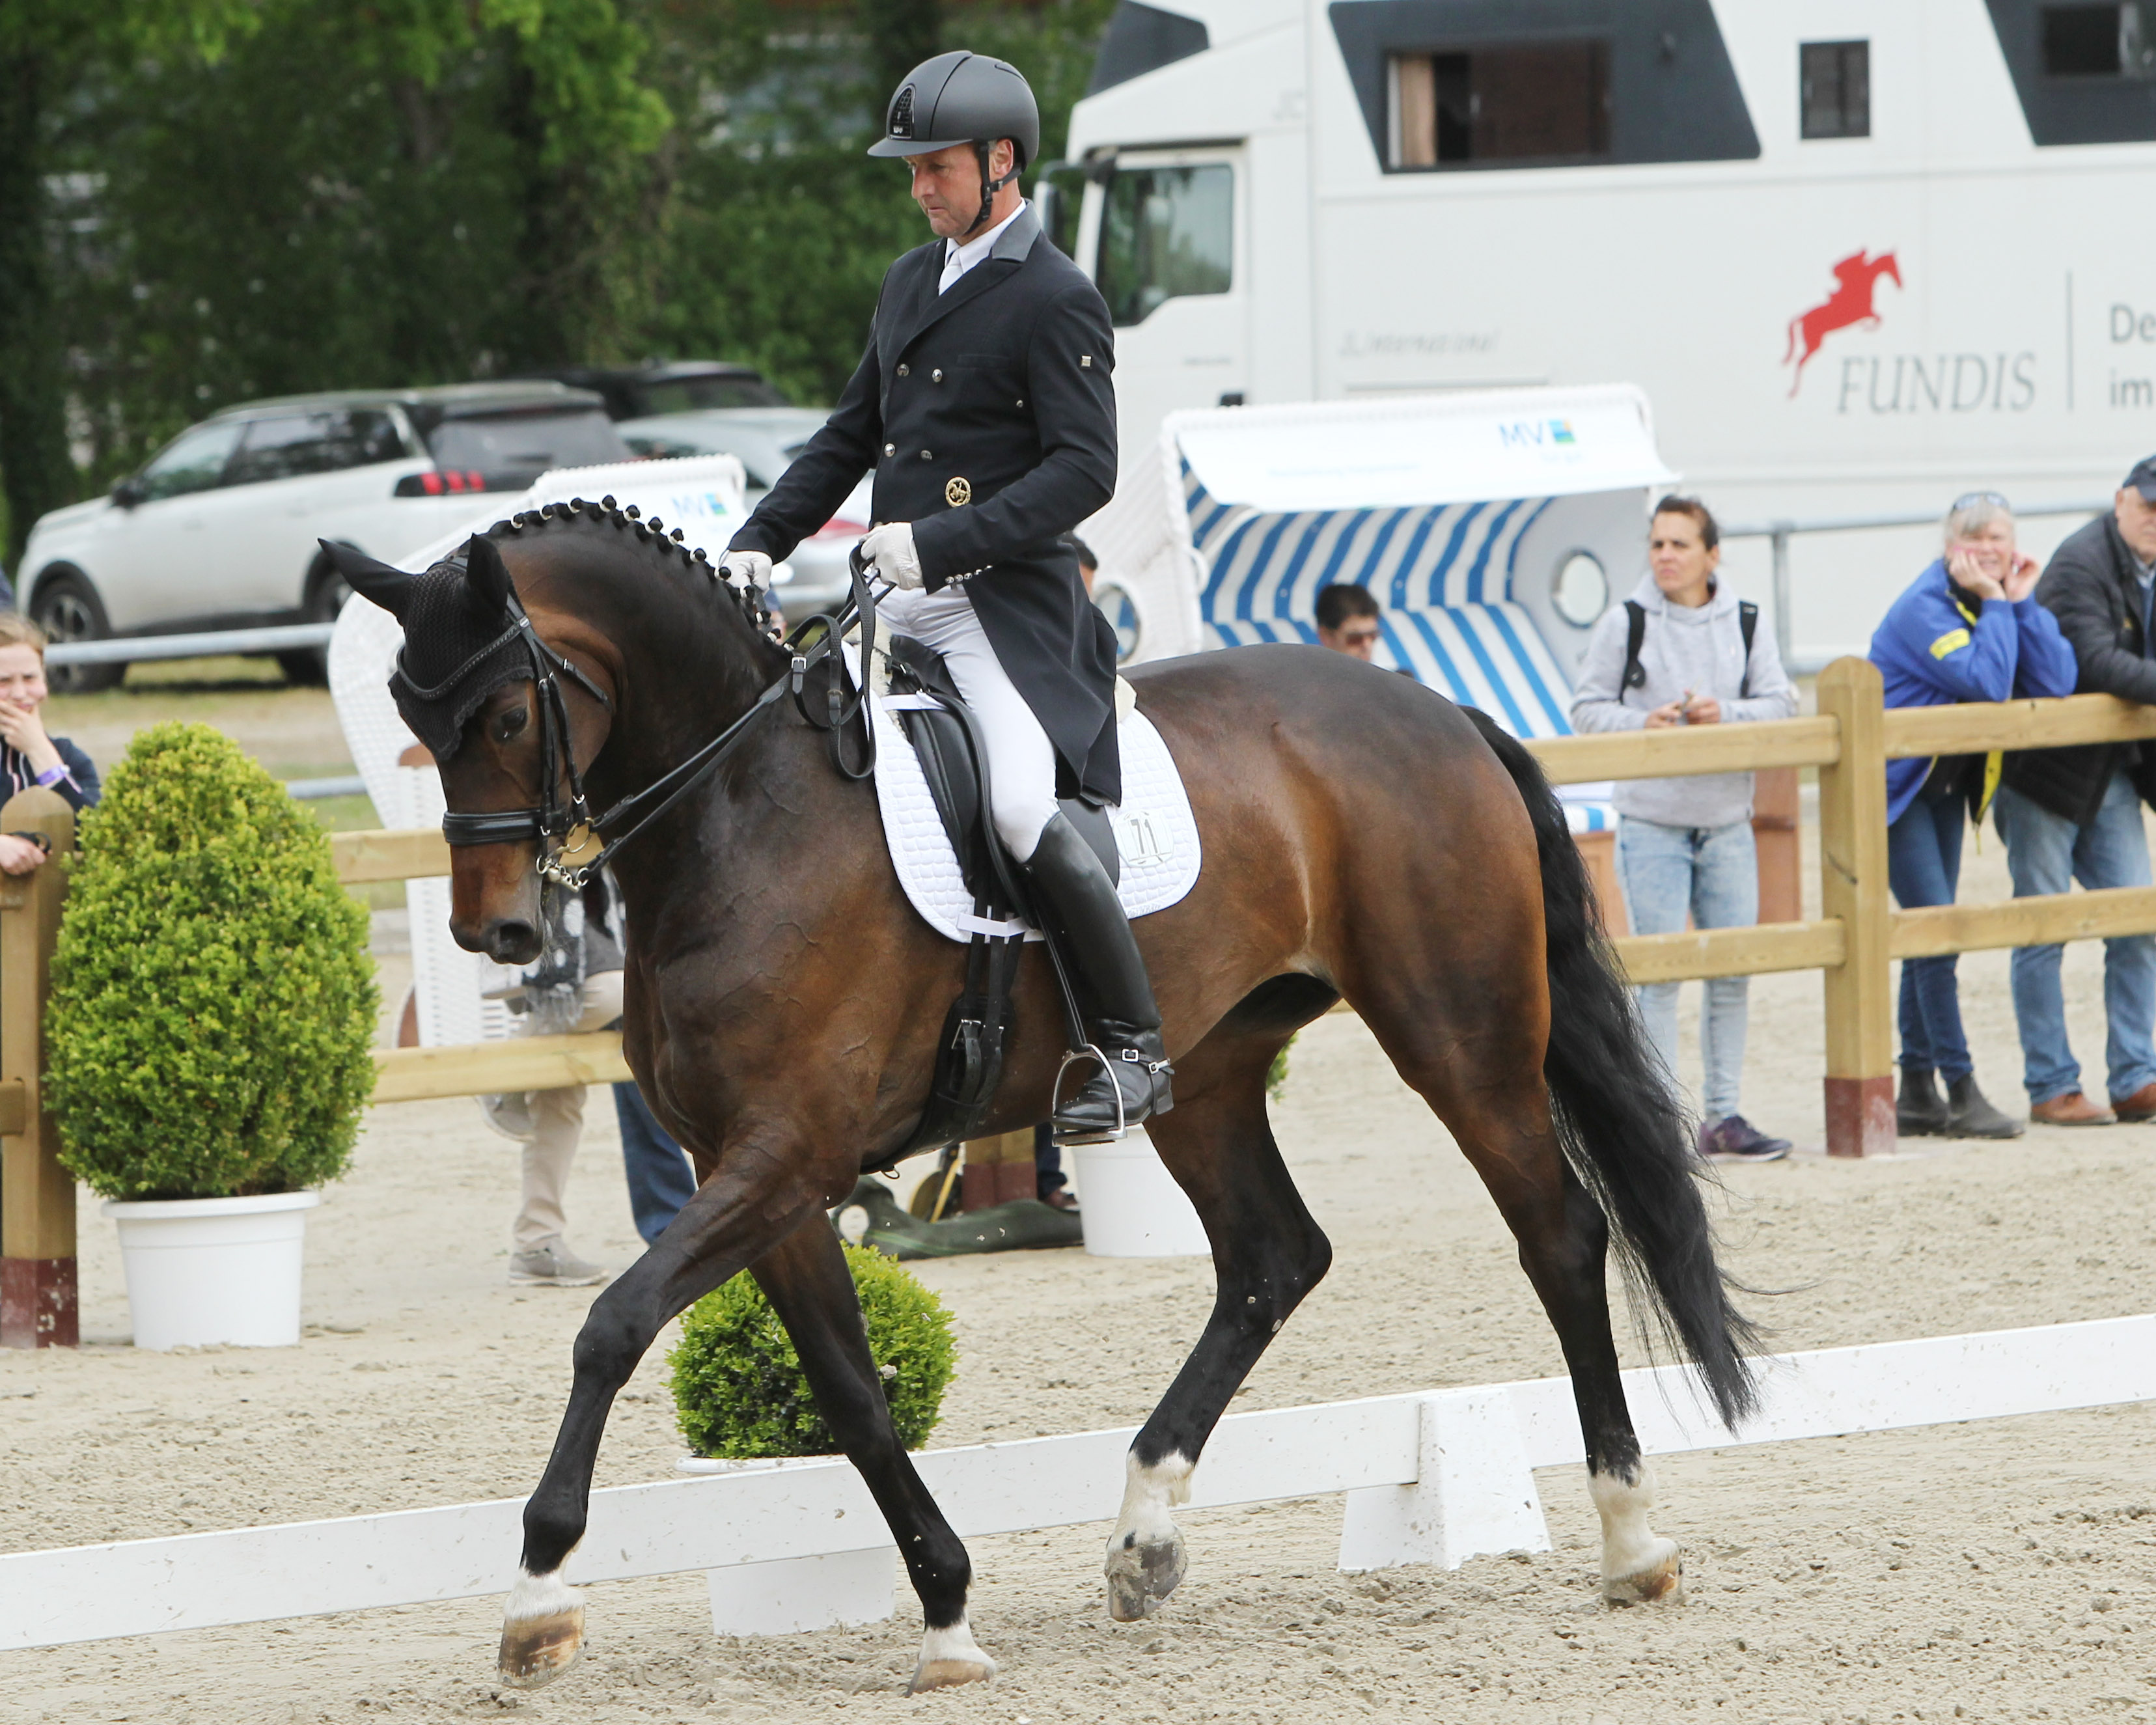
[1105,982,1336,1621]
[1366,997,1682,1605]
[749,1221,992,1691]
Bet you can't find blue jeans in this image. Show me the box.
[614,1083,697,1245]
[1886,792,1971,1083]
[1617,816,1756,1120]
[1994,775,2156,1104]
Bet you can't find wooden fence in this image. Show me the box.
[8,659,2156,1344]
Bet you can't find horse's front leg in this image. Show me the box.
[751,1221,993,1692]
[497,1150,822,1689]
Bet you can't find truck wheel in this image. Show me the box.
[30,570,124,693]
[275,555,352,685]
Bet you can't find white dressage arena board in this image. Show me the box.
[868,668,1203,943]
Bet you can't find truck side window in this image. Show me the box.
[1389,42,1610,169]
[1801,40,1871,138]
[1096,165,1232,328]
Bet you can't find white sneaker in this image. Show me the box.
[509,1238,608,1286]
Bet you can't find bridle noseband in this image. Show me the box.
[432,552,880,891]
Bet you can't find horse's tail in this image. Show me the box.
[1462,707,1762,1427]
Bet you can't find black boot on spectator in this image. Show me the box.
[1896,1066,1948,1137]
[1944,1074,2023,1140]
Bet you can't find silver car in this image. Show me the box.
[616,408,870,622]
[19,383,628,689]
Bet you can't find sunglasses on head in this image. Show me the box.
[1952,491,2010,512]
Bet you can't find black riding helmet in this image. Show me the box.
[866,49,1040,236]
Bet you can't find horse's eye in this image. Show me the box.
[493,706,529,742]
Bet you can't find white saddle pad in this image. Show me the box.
[869,672,1202,943]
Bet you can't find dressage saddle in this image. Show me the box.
[881,633,1118,1152]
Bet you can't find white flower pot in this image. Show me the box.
[1070,1137,1210,1258]
[102,1191,322,1350]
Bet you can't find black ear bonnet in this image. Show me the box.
[386,537,531,762]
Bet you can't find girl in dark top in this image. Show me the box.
[0,614,100,876]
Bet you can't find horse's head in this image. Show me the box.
[325,530,616,966]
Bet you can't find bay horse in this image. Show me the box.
[328,499,1757,1694]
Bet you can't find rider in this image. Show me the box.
[719,50,1170,1142]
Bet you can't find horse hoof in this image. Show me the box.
[906,1619,997,1692]
[1105,1528,1187,1622]
[1603,1539,1684,1607]
[497,1571,587,1689]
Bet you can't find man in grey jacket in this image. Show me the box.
[1571,497,1799,1161]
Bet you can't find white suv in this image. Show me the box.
[18,382,629,689]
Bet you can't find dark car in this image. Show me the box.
[513,361,786,422]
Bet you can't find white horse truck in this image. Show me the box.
[1045,0,2155,665]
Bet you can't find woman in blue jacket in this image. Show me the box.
[1870,493,2078,1138]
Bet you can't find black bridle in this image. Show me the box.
[433,552,881,891]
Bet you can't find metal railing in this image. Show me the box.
[1722,501,2108,674]
[43,622,335,668]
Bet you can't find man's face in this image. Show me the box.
[1319,614,1381,661]
[907,139,1014,240]
[2116,487,2156,564]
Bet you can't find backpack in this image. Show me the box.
[1623,598,1757,700]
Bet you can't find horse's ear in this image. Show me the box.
[464,533,514,616]
[318,540,414,618]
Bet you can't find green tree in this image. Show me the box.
[0,1,253,566]
[54,0,673,489]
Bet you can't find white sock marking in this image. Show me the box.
[503,1568,583,1622]
[1109,1450,1193,1556]
[1588,1465,1672,1582]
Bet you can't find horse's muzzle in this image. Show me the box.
[462,917,544,965]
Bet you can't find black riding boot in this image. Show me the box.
[1021,812,1173,1144]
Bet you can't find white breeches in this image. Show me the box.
[879,584,1060,861]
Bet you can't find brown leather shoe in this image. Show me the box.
[2030,1090,2116,1125]
[2109,1083,2156,1122]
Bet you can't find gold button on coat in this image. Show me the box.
[946,476,972,507]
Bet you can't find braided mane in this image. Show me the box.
[484,491,771,637]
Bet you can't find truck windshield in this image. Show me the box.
[426,409,629,480]
[1096,163,1232,327]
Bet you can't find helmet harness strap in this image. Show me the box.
[965,137,1023,235]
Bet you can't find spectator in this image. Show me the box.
[1571,496,1798,1162]
[1993,458,2156,1126]
[482,875,697,1276]
[1067,533,1099,597]
[616,1082,697,1245]
[0,614,99,878]
[1871,492,2077,1138]
[1316,583,1382,661]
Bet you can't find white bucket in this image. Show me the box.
[1070,1137,1209,1258]
[102,1191,322,1350]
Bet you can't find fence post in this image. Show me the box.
[1,788,77,1347]
[1814,659,1894,1157]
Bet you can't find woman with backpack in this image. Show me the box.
[1571,495,1799,1162]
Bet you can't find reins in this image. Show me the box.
[436,542,883,891]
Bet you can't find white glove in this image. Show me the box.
[861,521,923,591]
[718,547,772,589]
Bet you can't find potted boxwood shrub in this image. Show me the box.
[46,722,376,1349]
[669,1242,957,1460]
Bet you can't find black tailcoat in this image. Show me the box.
[729,204,1123,803]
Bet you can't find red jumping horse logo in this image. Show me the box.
[1784,249,1901,396]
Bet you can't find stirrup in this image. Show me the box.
[1050,1042,1126,1147]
